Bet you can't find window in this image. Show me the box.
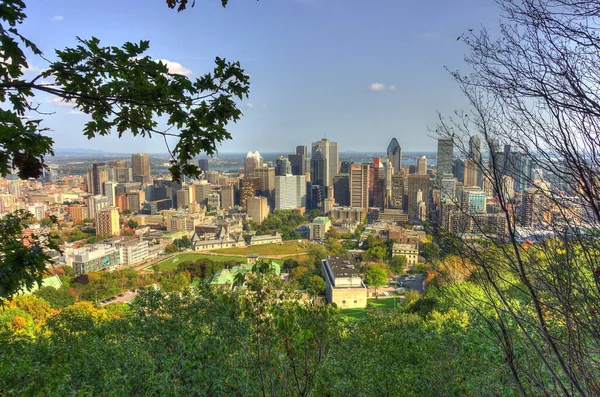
[354,300,357,303]
[342,300,346,304]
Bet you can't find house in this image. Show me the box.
[321,255,367,309]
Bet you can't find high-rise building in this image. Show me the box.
[275,156,292,176]
[240,178,260,209]
[439,174,457,200]
[333,174,350,207]
[127,190,145,213]
[67,204,86,222]
[462,188,486,213]
[244,151,263,178]
[96,207,120,236]
[198,159,210,172]
[108,160,127,168]
[311,138,339,186]
[469,136,481,163]
[176,188,191,209]
[390,173,404,210]
[417,156,428,175]
[407,174,429,219]
[219,185,235,209]
[254,167,276,206]
[87,195,109,219]
[207,192,221,210]
[463,160,479,187]
[437,138,454,180]
[131,153,151,183]
[370,158,385,209]
[275,175,307,209]
[350,164,369,209]
[288,146,307,176]
[387,138,402,174]
[192,182,212,206]
[87,163,109,196]
[247,196,269,224]
[310,148,327,186]
[103,181,117,207]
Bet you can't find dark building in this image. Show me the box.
[370,158,385,209]
[240,178,260,209]
[289,146,307,176]
[333,174,350,207]
[275,156,292,176]
[198,159,210,172]
[310,148,327,186]
[339,161,352,174]
[142,198,173,215]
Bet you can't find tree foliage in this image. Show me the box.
[1,0,249,181]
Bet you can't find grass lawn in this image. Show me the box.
[152,253,249,271]
[341,297,402,322]
[210,240,309,257]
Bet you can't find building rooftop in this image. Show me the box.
[313,217,331,224]
[326,255,360,278]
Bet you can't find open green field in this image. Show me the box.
[152,253,248,271]
[211,240,309,257]
[341,298,401,321]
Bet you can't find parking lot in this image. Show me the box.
[396,274,425,294]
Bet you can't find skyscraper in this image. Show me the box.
[437,138,454,180]
[131,153,151,183]
[198,159,210,172]
[407,174,430,219]
[311,138,339,187]
[254,167,276,207]
[244,151,263,178]
[87,163,109,196]
[310,149,327,186]
[417,156,428,175]
[370,158,385,209]
[275,174,307,209]
[387,138,402,174]
[350,164,369,209]
[275,156,292,176]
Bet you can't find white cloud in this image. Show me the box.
[369,82,396,92]
[156,59,192,76]
[21,64,42,73]
[245,103,254,109]
[68,110,84,115]
[53,15,64,21]
[50,96,73,107]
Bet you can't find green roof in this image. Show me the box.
[162,231,188,239]
[313,217,330,224]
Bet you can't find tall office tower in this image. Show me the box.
[310,148,327,186]
[333,174,350,207]
[96,207,120,236]
[453,159,465,183]
[463,159,479,187]
[350,164,370,209]
[254,167,276,206]
[417,156,428,175]
[310,185,327,211]
[437,138,454,180]
[439,174,457,200]
[275,156,292,176]
[87,195,109,219]
[115,193,128,213]
[112,167,133,183]
[240,178,260,209]
[207,192,221,210]
[311,138,339,186]
[390,173,404,209]
[244,151,263,177]
[190,182,211,205]
[387,138,402,174]
[370,158,385,209]
[339,161,352,174]
[87,163,109,196]
[131,153,151,183]
[219,184,235,209]
[462,188,486,213]
[103,181,117,206]
[198,159,210,172]
[407,174,430,219]
[108,160,127,168]
[275,174,307,209]
[176,188,191,209]
[127,190,146,213]
[7,180,21,198]
[247,196,269,224]
[288,145,307,176]
[469,136,482,163]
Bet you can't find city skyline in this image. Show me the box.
[21,0,502,154]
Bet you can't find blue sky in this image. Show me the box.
[21,0,501,154]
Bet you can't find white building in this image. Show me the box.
[275,174,306,209]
